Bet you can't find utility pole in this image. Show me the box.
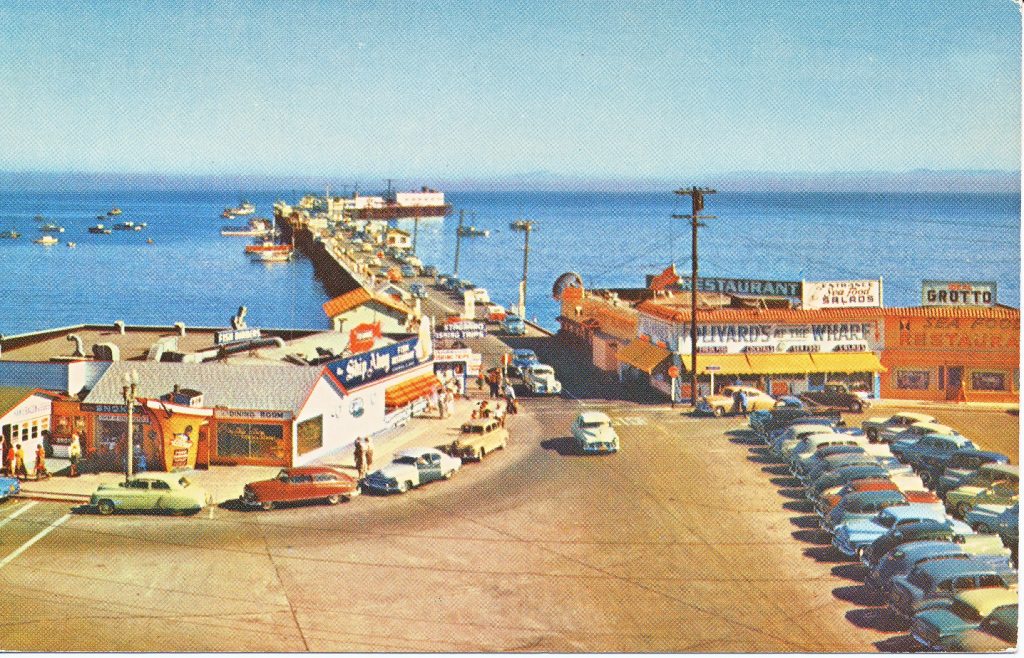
[412,207,420,255]
[453,209,465,276]
[673,187,717,405]
[510,219,534,319]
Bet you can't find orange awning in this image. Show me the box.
[617,340,672,374]
[811,352,887,373]
[680,353,753,375]
[385,373,441,409]
[746,353,816,375]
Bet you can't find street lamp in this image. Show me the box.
[121,369,140,481]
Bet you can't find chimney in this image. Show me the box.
[67,334,85,357]
[173,322,186,336]
[113,320,125,334]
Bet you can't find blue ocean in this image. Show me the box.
[0,190,1018,336]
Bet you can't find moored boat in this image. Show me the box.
[34,235,59,245]
[89,224,112,235]
[107,207,122,216]
[457,225,490,237]
[222,200,256,217]
[221,217,273,237]
[245,241,293,262]
[0,230,21,239]
[113,221,141,231]
[39,223,65,233]
[66,241,77,248]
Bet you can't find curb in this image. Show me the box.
[17,490,92,504]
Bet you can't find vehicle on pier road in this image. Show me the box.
[523,364,562,395]
[507,349,539,377]
[241,466,359,510]
[910,586,1019,650]
[933,450,1010,496]
[409,283,427,299]
[363,448,461,494]
[449,418,509,461]
[571,411,620,454]
[90,473,207,515]
[501,314,526,335]
[799,382,870,413]
[696,385,775,417]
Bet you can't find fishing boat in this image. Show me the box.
[222,200,256,218]
[245,241,293,262]
[113,221,142,231]
[88,224,112,235]
[0,230,21,239]
[457,225,490,237]
[107,207,123,216]
[146,238,155,244]
[33,214,46,222]
[221,217,273,237]
[66,241,77,248]
[39,223,65,233]
[34,235,59,246]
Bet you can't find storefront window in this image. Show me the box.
[970,371,1007,392]
[296,416,323,456]
[216,422,284,460]
[895,370,930,390]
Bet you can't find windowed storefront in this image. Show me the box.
[215,421,287,462]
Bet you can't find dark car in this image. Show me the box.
[749,397,805,436]
[764,414,844,447]
[934,450,1011,495]
[891,433,975,472]
[242,466,360,510]
[866,539,1011,594]
[888,557,1017,622]
[799,383,869,413]
[807,464,889,503]
[863,521,967,568]
[822,490,911,535]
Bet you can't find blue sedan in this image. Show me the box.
[0,476,21,501]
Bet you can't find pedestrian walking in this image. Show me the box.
[476,370,485,392]
[68,433,81,477]
[487,369,501,398]
[0,435,6,476]
[14,443,27,480]
[444,389,455,417]
[353,438,366,479]
[495,401,506,428]
[503,381,516,402]
[34,443,49,479]
[437,388,447,419]
[364,436,374,470]
[738,389,749,417]
[5,442,15,477]
[508,396,518,415]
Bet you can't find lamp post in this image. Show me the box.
[121,369,140,481]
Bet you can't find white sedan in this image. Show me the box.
[571,411,620,454]
[524,364,562,395]
[362,447,461,494]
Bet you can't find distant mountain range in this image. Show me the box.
[0,168,1018,193]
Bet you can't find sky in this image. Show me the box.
[0,1,1019,180]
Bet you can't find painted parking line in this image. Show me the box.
[0,513,71,571]
[0,501,37,530]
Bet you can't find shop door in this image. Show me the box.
[946,366,964,401]
[196,425,210,470]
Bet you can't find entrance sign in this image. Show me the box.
[922,280,997,307]
[802,280,882,309]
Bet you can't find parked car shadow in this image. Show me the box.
[770,476,802,488]
[745,452,778,465]
[761,465,792,476]
[846,608,909,633]
[71,504,96,515]
[804,545,852,563]
[874,635,922,652]
[776,488,806,500]
[783,500,814,514]
[726,435,762,447]
[219,498,248,511]
[540,437,580,457]
[831,563,868,582]
[833,584,885,607]
[792,529,830,545]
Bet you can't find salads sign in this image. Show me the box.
[802,279,882,309]
[921,280,996,307]
[327,337,421,388]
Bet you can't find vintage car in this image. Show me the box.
[891,432,974,470]
[409,282,427,299]
[801,452,881,486]
[798,383,870,413]
[696,385,775,417]
[816,478,901,517]
[993,502,1018,558]
[90,473,207,515]
[860,412,937,442]
[571,411,620,454]
[748,396,805,436]
[797,444,872,479]
[422,265,438,278]
[887,557,1018,622]
[821,490,915,535]
[450,418,509,461]
[939,463,1018,502]
[866,539,1013,595]
[879,421,958,453]
[945,481,1019,519]
[773,424,841,459]
[507,348,539,376]
[965,502,1016,534]
[832,504,973,559]
[0,476,19,501]
[523,364,562,395]
[400,264,419,278]
[939,603,1018,652]
[768,417,844,452]
[932,450,1011,494]
[807,464,890,503]
[501,314,527,336]
[241,466,359,510]
[863,521,966,568]
[911,587,1019,650]
[363,447,461,494]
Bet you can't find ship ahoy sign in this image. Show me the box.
[801,279,882,310]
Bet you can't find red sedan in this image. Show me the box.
[242,466,359,510]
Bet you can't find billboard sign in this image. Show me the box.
[674,277,802,298]
[326,337,422,389]
[922,280,997,307]
[802,279,882,309]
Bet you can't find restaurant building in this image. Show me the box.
[0,387,56,472]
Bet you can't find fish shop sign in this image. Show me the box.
[922,281,997,307]
[327,337,421,388]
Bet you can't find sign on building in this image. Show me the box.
[802,279,882,309]
[674,277,802,298]
[215,328,262,345]
[674,321,882,355]
[922,280,997,307]
[327,337,422,389]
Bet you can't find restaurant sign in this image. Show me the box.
[675,321,881,355]
[922,280,997,307]
[674,277,802,298]
[802,279,882,309]
[327,337,422,389]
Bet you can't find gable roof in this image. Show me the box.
[323,287,372,318]
[83,362,328,412]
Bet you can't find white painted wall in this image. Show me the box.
[293,376,385,466]
[0,393,53,472]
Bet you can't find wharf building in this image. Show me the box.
[557,266,1018,404]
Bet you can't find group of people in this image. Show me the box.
[431,386,457,419]
[471,399,513,427]
[351,435,375,479]
[0,439,48,480]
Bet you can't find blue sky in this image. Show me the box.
[0,1,1019,179]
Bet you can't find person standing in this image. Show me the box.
[14,443,27,480]
[6,443,16,478]
[0,435,6,476]
[495,401,506,428]
[68,433,81,477]
[444,389,455,418]
[738,389,749,417]
[487,369,500,398]
[437,388,447,419]
[364,436,374,471]
[34,443,49,479]
[353,437,366,479]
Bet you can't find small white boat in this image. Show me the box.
[221,217,273,237]
[245,241,293,262]
[34,235,59,245]
[66,241,77,248]
[222,200,256,217]
[107,207,123,216]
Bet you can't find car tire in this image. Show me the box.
[866,430,878,443]
[398,481,411,494]
[712,406,724,418]
[261,500,274,511]
[443,469,455,480]
[850,401,863,413]
[97,499,115,516]
[479,447,486,460]
[975,522,992,534]
[326,494,341,505]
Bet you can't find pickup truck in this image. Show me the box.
[799,383,869,413]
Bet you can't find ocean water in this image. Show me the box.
[0,190,1018,336]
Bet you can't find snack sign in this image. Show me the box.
[802,279,882,309]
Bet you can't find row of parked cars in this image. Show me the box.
[507,348,563,395]
[748,399,1019,651]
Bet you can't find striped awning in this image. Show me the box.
[680,354,752,375]
[810,352,887,373]
[385,373,442,409]
[746,353,816,375]
[617,340,672,374]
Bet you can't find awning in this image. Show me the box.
[680,354,752,375]
[617,340,672,374]
[746,353,816,375]
[385,373,442,409]
[810,352,887,373]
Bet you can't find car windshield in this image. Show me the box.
[393,456,420,465]
[876,513,896,528]
[531,367,553,376]
[581,420,609,429]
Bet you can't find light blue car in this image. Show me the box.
[833,503,973,559]
[409,283,427,299]
[502,314,526,335]
[0,476,19,501]
[508,348,539,376]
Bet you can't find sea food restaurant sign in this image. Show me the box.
[327,337,421,389]
[922,280,997,307]
[802,279,882,310]
[674,277,802,298]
